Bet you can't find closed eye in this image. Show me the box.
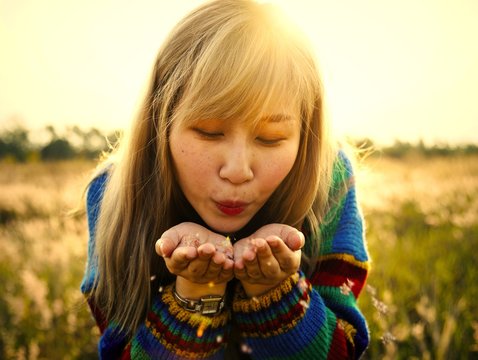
[192,127,224,139]
[255,137,285,146]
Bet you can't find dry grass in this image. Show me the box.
[0,155,477,358]
[356,154,478,211]
[0,160,98,359]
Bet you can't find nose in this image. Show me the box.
[219,141,254,184]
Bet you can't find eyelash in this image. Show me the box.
[193,127,284,145]
[255,137,284,146]
[193,128,223,139]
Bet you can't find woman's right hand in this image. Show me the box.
[155,222,234,297]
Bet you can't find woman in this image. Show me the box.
[81,0,370,358]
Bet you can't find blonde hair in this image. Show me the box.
[89,0,337,334]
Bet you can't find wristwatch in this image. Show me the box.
[173,287,225,316]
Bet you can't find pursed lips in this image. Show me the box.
[215,200,249,216]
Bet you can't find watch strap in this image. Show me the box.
[173,286,225,315]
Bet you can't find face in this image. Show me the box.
[169,108,301,234]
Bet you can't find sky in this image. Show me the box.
[1,0,477,145]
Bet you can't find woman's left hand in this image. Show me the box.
[233,224,304,297]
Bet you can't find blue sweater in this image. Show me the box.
[81,152,370,359]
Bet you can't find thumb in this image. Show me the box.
[156,228,181,257]
[280,227,305,251]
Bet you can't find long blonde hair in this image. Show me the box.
[89,0,337,334]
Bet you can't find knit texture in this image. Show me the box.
[81,151,370,359]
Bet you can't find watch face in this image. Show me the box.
[201,297,223,315]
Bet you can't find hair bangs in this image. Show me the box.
[174,11,317,129]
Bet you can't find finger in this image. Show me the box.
[166,247,197,273]
[156,237,177,257]
[197,243,216,258]
[242,245,257,262]
[216,265,235,284]
[187,243,215,277]
[234,262,248,281]
[223,258,235,271]
[211,251,236,271]
[255,239,281,278]
[243,239,264,280]
[234,241,256,263]
[280,228,305,251]
[155,240,164,256]
[266,236,297,272]
[156,227,183,257]
[207,251,227,276]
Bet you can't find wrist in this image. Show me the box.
[175,276,227,299]
[240,281,278,298]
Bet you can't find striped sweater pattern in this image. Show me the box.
[81,152,370,359]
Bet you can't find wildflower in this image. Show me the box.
[381,331,396,345]
[365,284,377,296]
[372,297,388,316]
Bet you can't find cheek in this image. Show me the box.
[260,151,298,190]
[171,142,212,185]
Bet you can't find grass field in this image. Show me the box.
[0,155,477,359]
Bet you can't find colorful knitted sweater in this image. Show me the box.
[81,152,370,359]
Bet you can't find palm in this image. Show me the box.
[156,222,234,284]
[233,223,304,296]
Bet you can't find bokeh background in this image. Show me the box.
[1,0,477,358]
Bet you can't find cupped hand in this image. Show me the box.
[155,222,234,285]
[233,223,304,297]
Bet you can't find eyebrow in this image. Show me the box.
[261,114,295,123]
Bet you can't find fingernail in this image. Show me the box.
[156,239,164,254]
[266,237,279,247]
[297,231,305,247]
[245,252,256,262]
[212,253,225,264]
[200,245,214,255]
[254,238,266,249]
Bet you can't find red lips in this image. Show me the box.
[216,201,247,216]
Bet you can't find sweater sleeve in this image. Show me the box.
[127,284,229,359]
[232,152,370,359]
[80,172,109,332]
[80,173,230,359]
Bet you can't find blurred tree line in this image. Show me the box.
[353,138,478,159]
[1,125,477,162]
[0,125,120,162]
